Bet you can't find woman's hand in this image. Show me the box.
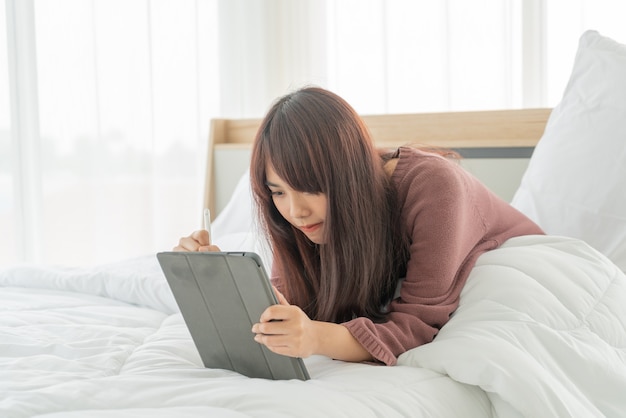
[252,288,319,358]
[252,287,374,362]
[173,230,221,252]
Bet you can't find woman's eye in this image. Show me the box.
[269,190,283,197]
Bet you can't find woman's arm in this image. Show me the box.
[252,288,373,362]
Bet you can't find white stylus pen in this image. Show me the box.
[203,208,212,245]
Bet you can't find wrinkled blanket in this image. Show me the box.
[400,235,626,417]
[1,235,625,417]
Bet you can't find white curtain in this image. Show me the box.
[2,0,220,266]
[1,0,625,266]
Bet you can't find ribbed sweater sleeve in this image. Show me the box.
[342,148,544,365]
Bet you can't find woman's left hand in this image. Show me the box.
[253,287,374,362]
[251,288,319,358]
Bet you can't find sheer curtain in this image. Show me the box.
[2,0,625,266]
[3,0,219,266]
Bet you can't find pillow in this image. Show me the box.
[211,169,254,239]
[511,30,626,272]
[211,170,273,270]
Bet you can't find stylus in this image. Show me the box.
[203,208,212,244]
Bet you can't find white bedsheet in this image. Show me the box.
[2,235,625,417]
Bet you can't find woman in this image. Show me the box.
[175,87,543,366]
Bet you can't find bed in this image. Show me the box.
[2,30,626,418]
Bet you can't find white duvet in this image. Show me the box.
[1,235,625,417]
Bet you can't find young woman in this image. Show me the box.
[175,87,544,366]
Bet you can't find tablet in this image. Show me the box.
[156,251,310,380]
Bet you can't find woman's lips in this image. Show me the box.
[299,223,322,233]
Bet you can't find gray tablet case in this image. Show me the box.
[156,251,310,380]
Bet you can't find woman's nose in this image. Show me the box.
[289,194,311,219]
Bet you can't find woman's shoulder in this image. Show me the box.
[391,146,461,183]
[382,147,465,212]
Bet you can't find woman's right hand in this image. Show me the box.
[173,230,221,252]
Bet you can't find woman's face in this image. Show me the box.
[265,164,328,244]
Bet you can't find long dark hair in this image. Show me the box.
[250,87,408,323]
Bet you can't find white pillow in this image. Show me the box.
[211,169,254,239]
[211,170,273,270]
[511,30,626,272]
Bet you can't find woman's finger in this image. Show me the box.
[173,236,200,251]
[172,230,211,252]
[272,286,290,305]
[254,333,290,347]
[258,304,294,324]
[190,229,211,246]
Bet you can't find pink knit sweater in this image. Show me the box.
[274,147,544,365]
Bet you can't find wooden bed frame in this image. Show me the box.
[204,108,552,219]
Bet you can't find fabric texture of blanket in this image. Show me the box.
[1,235,625,417]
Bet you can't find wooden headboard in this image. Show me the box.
[204,108,552,219]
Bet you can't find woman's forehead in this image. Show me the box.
[264,163,282,183]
